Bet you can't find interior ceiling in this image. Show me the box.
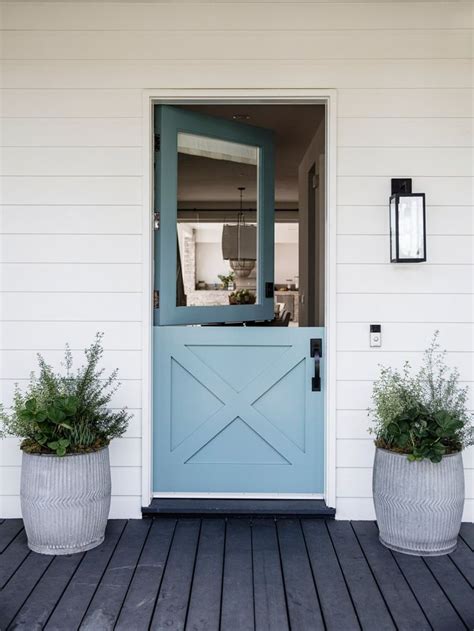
[177,104,325,207]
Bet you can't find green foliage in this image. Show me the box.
[0,333,130,456]
[218,272,235,289]
[229,289,256,305]
[369,332,473,463]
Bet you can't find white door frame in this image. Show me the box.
[141,89,338,509]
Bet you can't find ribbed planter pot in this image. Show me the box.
[373,447,464,556]
[20,447,111,555]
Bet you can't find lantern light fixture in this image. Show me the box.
[390,178,426,263]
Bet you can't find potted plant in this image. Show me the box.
[218,272,235,290]
[228,289,256,305]
[0,334,130,555]
[370,333,473,556]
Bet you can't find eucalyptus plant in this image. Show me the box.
[0,334,130,456]
[369,332,473,463]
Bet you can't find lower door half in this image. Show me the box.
[153,326,325,494]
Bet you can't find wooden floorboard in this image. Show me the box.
[449,537,474,588]
[0,529,29,589]
[302,519,360,630]
[220,518,255,631]
[185,519,226,631]
[327,520,396,631]
[277,518,325,631]
[460,523,474,550]
[115,518,176,630]
[0,518,472,631]
[393,550,466,631]
[44,519,126,631]
[80,519,151,630]
[149,518,201,631]
[0,519,24,554]
[252,518,289,631]
[423,554,474,628]
[352,521,431,631]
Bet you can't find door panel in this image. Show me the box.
[153,326,324,494]
[154,105,275,326]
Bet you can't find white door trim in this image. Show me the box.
[141,88,338,509]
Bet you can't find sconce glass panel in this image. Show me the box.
[389,193,426,263]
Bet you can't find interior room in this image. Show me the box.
[174,104,326,327]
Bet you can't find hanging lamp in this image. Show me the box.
[221,187,257,278]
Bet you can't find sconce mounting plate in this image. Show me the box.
[391,178,412,195]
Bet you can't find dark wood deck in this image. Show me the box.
[0,518,472,630]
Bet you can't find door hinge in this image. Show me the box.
[154,211,160,230]
[154,290,160,309]
[154,134,161,152]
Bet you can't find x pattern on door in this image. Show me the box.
[153,327,324,494]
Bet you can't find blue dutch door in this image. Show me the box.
[153,105,325,494]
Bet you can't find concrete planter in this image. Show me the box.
[373,447,464,556]
[20,447,111,555]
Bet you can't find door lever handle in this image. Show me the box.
[310,338,322,392]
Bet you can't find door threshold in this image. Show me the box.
[142,498,335,518]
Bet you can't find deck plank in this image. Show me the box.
[149,518,201,631]
[327,520,395,631]
[45,520,126,630]
[80,519,151,630]
[115,518,176,630]
[459,523,474,551]
[424,554,474,629]
[449,537,474,588]
[9,551,85,630]
[252,518,289,631]
[0,519,24,553]
[302,519,360,631]
[186,518,226,631]
[220,518,255,631]
[0,549,53,629]
[0,529,29,589]
[393,551,466,631]
[352,522,431,631]
[277,519,324,631]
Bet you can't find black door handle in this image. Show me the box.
[310,338,322,392]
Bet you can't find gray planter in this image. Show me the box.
[20,447,111,555]
[373,447,464,556]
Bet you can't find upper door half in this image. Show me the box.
[154,105,275,326]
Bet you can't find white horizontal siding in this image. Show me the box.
[2,147,141,176]
[0,321,142,350]
[337,264,473,294]
[1,118,142,147]
[1,235,142,263]
[3,3,470,30]
[2,176,142,205]
[1,205,141,234]
[0,0,472,521]
[3,29,470,60]
[3,60,470,89]
[1,292,142,321]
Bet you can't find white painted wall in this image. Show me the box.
[0,0,472,520]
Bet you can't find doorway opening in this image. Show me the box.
[170,104,326,328]
[151,102,329,499]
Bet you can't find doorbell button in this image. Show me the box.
[370,324,382,348]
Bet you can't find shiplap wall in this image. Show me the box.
[0,0,472,520]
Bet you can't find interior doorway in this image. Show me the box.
[152,102,328,498]
[173,104,326,328]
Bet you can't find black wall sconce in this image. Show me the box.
[390,178,426,263]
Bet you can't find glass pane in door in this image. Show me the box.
[176,132,259,309]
